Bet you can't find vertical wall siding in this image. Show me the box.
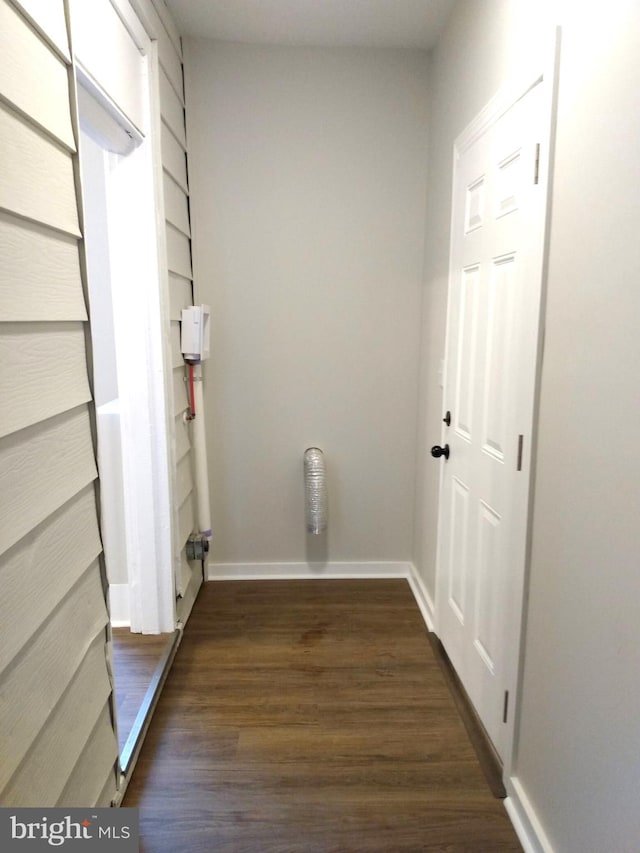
[149,0,200,621]
[0,0,117,807]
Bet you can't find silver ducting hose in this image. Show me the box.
[304,448,327,534]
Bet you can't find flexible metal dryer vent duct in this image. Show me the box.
[304,448,327,535]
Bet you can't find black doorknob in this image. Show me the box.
[431,444,450,460]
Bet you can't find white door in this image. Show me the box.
[435,79,550,761]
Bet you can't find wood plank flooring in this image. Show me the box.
[124,580,522,852]
[111,628,174,753]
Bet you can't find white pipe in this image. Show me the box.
[191,363,211,538]
[304,448,327,534]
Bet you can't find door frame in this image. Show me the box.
[433,30,561,778]
[72,0,177,634]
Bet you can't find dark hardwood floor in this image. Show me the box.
[111,628,174,753]
[124,580,522,852]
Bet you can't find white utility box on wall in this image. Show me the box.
[181,304,211,362]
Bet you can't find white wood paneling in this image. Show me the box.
[0,1,74,147]
[0,213,86,321]
[176,546,191,596]
[149,1,183,100]
[69,0,145,134]
[0,105,80,235]
[0,322,91,438]
[169,272,193,321]
[0,485,101,674]
[176,453,193,507]
[151,0,182,59]
[11,0,70,59]
[166,223,192,278]
[56,705,119,807]
[173,365,188,415]
[144,0,199,613]
[161,121,188,191]
[132,0,198,617]
[159,68,186,149]
[2,634,112,806]
[163,171,190,236]
[159,38,183,104]
[170,320,183,368]
[175,411,191,461]
[178,491,195,545]
[130,0,182,98]
[0,406,98,558]
[176,564,202,625]
[0,566,108,794]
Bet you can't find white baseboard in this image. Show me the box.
[207,561,412,581]
[108,583,130,627]
[504,777,555,853]
[407,564,436,632]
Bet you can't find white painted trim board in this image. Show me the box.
[406,563,436,632]
[207,561,411,581]
[108,583,130,627]
[505,777,556,853]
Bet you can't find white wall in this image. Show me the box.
[514,5,640,851]
[184,41,429,567]
[414,1,640,850]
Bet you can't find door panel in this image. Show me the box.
[482,254,517,460]
[474,500,500,672]
[455,266,479,439]
[449,476,470,623]
[436,80,548,760]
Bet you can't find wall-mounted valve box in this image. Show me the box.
[186,533,209,562]
[181,304,211,362]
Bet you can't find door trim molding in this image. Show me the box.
[74,0,176,634]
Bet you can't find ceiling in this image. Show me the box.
[163,0,456,50]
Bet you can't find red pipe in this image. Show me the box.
[189,363,196,418]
